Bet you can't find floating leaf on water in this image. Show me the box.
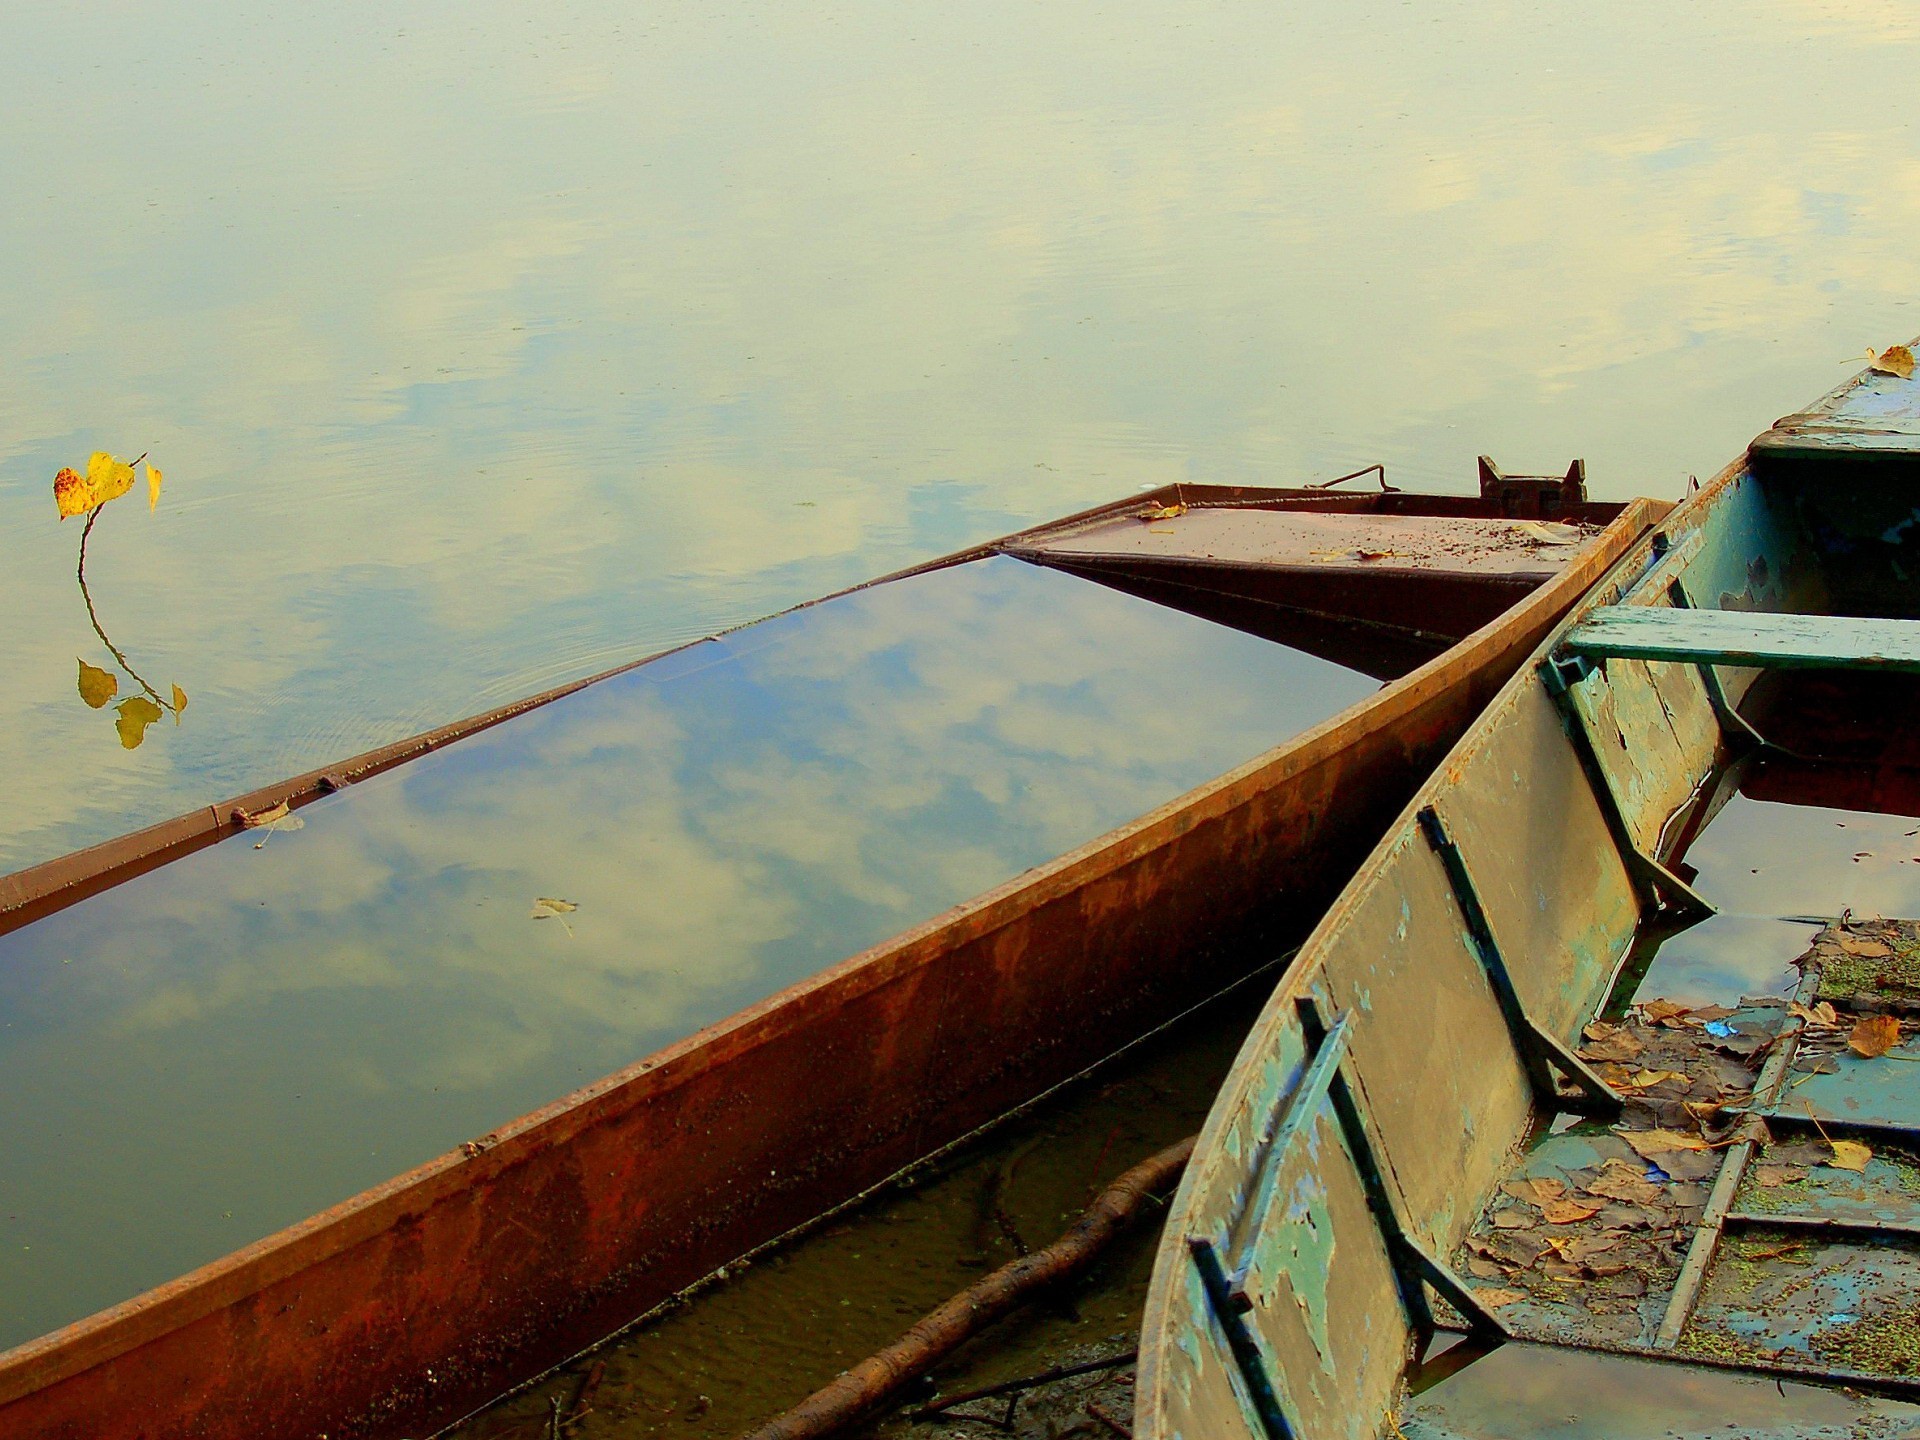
[148,463,163,511]
[1849,1013,1902,1059]
[113,695,163,749]
[77,659,118,709]
[532,896,579,935]
[1827,1139,1873,1172]
[1868,344,1917,381]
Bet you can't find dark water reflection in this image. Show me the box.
[0,557,1373,1348]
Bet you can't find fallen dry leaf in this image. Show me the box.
[1640,999,1693,1025]
[1868,344,1917,381]
[1849,1013,1902,1059]
[1139,501,1187,522]
[1623,1129,1710,1158]
[1624,1068,1691,1091]
[1837,933,1893,959]
[1789,1000,1841,1028]
[1827,1139,1873,1172]
[1754,1165,1809,1188]
[1540,1197,1606,1225]
[1579,1021,1645,1063]
[77,659,118,709]
[1584,1160,1664,1206]
[1474,1287,1525,1309]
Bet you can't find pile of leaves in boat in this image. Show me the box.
[1454,920,1920,1350]
[1453,997,1769,1342]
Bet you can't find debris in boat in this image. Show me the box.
[1510,520,1584,545]
[1801,916,1920,1010]
[531,897,578,936]
[1137,501,1186,522]
[1866,343,1917,380]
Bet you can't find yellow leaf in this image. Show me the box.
[171,683,188,718]
[1622,1128,1709,1157]
[114,695,163,749]
[53,467,89,519]
[1827,1139,1873,1172]
[87,452,136,506]
[1139,501,1187,522]
[1849,1013,1902,1058]
[148,463,163,511]
[77,659,119,709]
[1868,345,1917,381]
[53,453,138,518]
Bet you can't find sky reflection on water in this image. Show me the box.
[4,0,1920,867]
[0,555,1374,1348]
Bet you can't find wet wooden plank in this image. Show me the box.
[1567,607,1920,673]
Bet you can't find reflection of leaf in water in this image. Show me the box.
[114,695,164,749]
[77,659,119,709]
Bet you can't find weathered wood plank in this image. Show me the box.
[1566,606,1920,672]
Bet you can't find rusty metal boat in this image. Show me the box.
[1135,357,1920,1440]
[0,472,1653,1440]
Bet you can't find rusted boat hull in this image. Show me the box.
[1134,356,1920,1440]
[0,485,1653,1440]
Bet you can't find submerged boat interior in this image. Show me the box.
[1137,363,1920,1440]
[0,478,1645,1440]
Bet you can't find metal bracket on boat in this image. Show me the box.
[1664,578,1773,756]
[1187,1237,1297,1440]
[1537,656,1717,926]
[1188,1001,1504,1435]
[1417,807,1623,1119]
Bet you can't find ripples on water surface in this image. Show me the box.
[4,0,1919,868]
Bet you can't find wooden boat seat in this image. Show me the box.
[1564,604,1920,672]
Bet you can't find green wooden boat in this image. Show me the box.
[1136,353,1920,1440]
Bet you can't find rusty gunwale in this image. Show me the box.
[0,490,1657,1440]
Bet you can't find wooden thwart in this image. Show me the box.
[1566,605,1920,673]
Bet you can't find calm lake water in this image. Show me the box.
[4,0,1920,871]
[0,555,1375,1347]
